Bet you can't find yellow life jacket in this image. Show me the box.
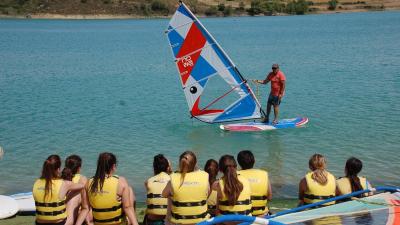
[336,176,367,195]
[238,169,269,215]
[88,175,123,225]
[72,174,81,184]
[304,171,336,206]
[207,189,218,216]
[218,175,252,215]
[146,172,170,216]
[170,170,209,224]
[33,178,67,221]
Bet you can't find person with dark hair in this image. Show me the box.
[253,63,286,124]
[33,155,85,225]
[86,152,139,225]
[162,151,209,224]
[237,150,272,216]
[61,155,90,225]
[144,154,172,225]
[212,155,251,216]
[337,157,372,197]
[298,154,337,207]
[204,159,218,217]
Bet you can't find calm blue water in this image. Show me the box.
[0,11,399,201]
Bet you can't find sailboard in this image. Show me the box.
[165,2,263,123]
[220,117,309,132]
[165,2,308,131]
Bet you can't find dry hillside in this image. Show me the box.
[0,0,399,18]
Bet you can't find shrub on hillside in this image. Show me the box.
[223,5,232,16]
[328,0,338,10]
[151,0,168,13]
[205,6,218,16]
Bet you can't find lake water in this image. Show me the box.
[0,11,399,201]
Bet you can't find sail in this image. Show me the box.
[165,2,263,123]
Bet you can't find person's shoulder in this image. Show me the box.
[278,71,286,78]
[80,175,88,184]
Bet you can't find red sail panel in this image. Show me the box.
[176,23,206,85]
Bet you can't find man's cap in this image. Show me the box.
[272,64,279,69]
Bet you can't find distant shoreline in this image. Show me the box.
[0,8,398,20]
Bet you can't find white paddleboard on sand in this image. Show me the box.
[10,192,35,212]
[0,195,19,219]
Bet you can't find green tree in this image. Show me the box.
[223,5,232,16]
[218,3,225,11]
[328,0,338,10]
[295,0,309,14]
[205,6,218,16]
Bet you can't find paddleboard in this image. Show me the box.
[10,192,35,213]
[220,117,309,132]
[0,195,19,219]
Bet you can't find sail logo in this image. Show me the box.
[182,56,194,68]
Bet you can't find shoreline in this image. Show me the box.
[0,8,399,20]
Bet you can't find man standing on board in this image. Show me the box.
[254,64,286,124]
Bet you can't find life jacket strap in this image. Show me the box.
[304,194,335,200]
[147,204,168,209]
[93,214,124,223]
[35,200,66,207]
[219,199,251,206]
[172,200,206,207]
[92,204,122,212]
[251,195,268,200]
[252,206,266,211]
[220,209,251,215]
[147,193,164,198]
[36,208,66,216]
[208,205,216,210]
[171,211,208,220]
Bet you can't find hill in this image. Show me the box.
[0,0,399,18]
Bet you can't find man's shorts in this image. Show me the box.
[268,94,281,106]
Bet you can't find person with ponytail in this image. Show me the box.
[143,154,172,225]
[204,159,219,217]
[33,155,85,225]
[337,157,372,198]
[86,152,139,225]
[212,155,252,216]
[298,154,338,207]
[162,151,209,224]
[61,155,90,225]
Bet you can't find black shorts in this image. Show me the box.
[268,94,281,106]
[35,219,66,225]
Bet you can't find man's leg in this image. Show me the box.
[264,102,271,123]
[273,105,279,124]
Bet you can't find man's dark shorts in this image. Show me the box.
[268,94,281,106]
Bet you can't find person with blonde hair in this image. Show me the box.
[162,151,209,224]
[212,155,252,216]
[298,154,337,207]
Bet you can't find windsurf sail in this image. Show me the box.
[165,2,264,123]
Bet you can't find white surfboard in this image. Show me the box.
[10,192,35,212]
[0,195,19,219]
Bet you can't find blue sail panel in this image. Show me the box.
[213,95,258,122]
[167,28,184,58]
[190,55,217,88]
